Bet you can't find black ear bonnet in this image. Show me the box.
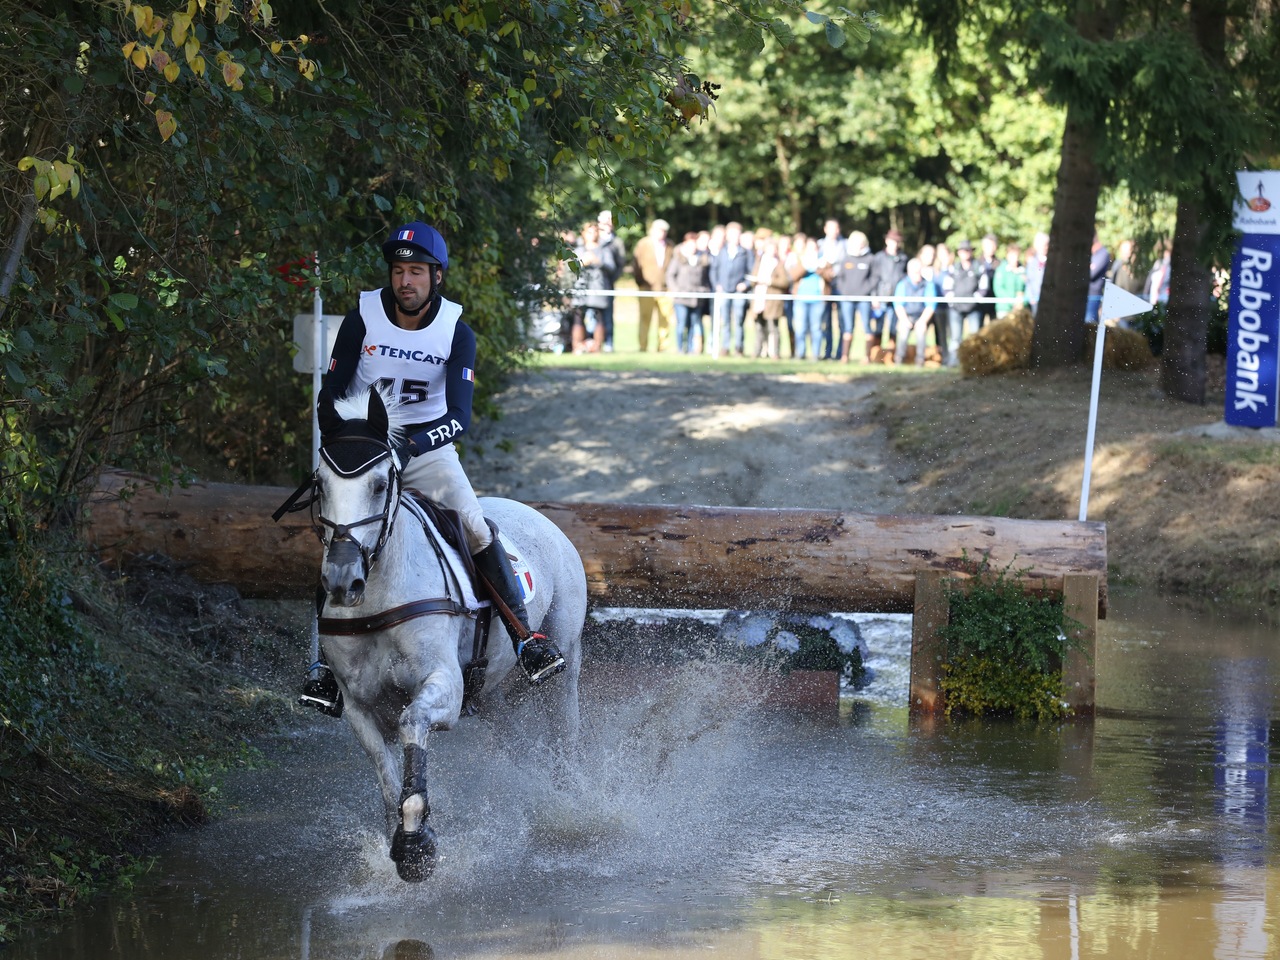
[317,387,393,477]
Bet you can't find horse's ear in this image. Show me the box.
[317,385,344,439]
[367,388,389,440]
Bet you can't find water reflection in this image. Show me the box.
[10,590,1278,959]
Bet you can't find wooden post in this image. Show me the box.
[909,571,950,718]
[1062,573,1099,716]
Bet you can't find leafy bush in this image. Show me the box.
[938,561,1081,721]
[0,538,122,754]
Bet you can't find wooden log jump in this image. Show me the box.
[88,470,1107,715]
[89,471,1107,612]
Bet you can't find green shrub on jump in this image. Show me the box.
[939,561,1083,722]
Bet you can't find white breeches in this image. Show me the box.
[400,444,492,555]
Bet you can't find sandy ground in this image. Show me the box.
[467,364,1280,607]
[466,368,910,511]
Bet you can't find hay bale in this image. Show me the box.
[959,308,1034,376]
[959,308,1155,377]
[867,343,943,366]
[1083,323,1156,370]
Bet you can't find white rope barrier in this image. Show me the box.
[566,288,1020,305]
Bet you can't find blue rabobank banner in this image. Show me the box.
[1228,173,1280,427]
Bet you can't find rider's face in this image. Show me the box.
[390,262,438,314]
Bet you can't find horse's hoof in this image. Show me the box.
[390,825,438,882]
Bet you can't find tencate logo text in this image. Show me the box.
[363,344,447,364]
[1233,246,1276,416]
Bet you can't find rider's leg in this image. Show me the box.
[472,537,565,683]
[299,584,343,717]
[405,445,565,685]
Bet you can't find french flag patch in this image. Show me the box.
[328,358,337,371]
[502,539,535,603]
[462,367,475,382]
[396,228,415,242]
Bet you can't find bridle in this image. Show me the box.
[273,433,478,633]
[310,436,401,576]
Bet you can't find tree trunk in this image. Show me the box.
[1030,0,1120,369]
[1159,0,1227,404]
[774,132,802,234]
[1030,104,1103,369]
[1160,195,1215,402]
[86,471,1109,616]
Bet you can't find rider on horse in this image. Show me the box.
[300,222,566,715]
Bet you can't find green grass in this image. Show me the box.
[1155,438,1280,467]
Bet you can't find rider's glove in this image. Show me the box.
[393,440,418,470]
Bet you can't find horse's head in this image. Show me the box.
[314,386,404,606]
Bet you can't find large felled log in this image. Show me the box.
[88,470,1107,616]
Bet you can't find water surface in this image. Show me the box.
[13,590,1278,959]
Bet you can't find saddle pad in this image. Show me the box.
[499,533,535,604]
[400,497,483,611]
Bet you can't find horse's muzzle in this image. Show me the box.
[322,539,367,606]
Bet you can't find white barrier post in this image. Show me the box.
[309,252,322,671]
[1079,281,1154,521]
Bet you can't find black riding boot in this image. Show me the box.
[299,658,343,717]
[473,539,566,684]
[299,585,343,717]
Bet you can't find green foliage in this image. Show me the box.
[941,656,1069,723]
[1,0,872,514]
[938,561,1081,721]
[0,536,287,941]
[905,0,1280,388]
[600,7,1064,245]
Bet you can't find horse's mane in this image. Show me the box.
[335,386,409,444]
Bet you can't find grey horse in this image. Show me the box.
[311,388,585,880]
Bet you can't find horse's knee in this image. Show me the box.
[400,676,463,735]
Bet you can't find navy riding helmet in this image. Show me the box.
[382,222,449,271]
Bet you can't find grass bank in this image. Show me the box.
[870,365,1279,608]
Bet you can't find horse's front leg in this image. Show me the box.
[389,663,463,882]
[338,696,403,837]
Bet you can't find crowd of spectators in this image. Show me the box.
[557,212,1173,364]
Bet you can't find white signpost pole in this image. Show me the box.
[1078,281,1154,522]
[311,252,323,473]
[309,252,322,670]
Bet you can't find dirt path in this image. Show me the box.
[467,368,909,511]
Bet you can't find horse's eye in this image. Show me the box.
[373,479,388,495]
